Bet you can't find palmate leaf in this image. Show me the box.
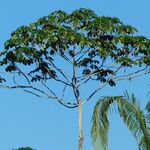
[91,93,150,150]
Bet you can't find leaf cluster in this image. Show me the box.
[0,8,149,85]
[13,147,35,150]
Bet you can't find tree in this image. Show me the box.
[13,147,35,150]
[91,92,150,150]
[0,8,149,150]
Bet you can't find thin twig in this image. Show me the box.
[77,77,91,88]
[15,65,30,84]
[76,47,91,63]
[0,85,32,89]
[56,51,73,65]
[53,77,71,86]
[114,70,150,81]
[24,89,42,97]
[113,67,149,80]
[62,84,67,99]
[48,59,72,84]
[41,80,57,97]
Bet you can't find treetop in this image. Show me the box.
[0,8,149,107]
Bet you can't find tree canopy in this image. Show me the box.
[13,147,35,150]
[0,8,149,108]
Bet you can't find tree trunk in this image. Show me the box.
[78,101,83,150]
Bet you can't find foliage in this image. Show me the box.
[13,147,35,150]
[91,92,150,150]
[0,8,149,108]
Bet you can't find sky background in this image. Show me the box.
[0,0,150,150]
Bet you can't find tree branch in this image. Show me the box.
[77,77,91,88]
[0,85,32,89]
[48,59,72,84]
[113,67,150,81]
[24,88,78,108]
[76,47,91,63]
[114,70,150,81]
[62,84,67,99]
[15,65,30,84]
[83,65,123,104]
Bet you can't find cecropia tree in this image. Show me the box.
[0,8,149,150]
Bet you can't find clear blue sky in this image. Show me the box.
[0,0,150,150]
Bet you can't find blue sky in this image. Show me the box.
[0,0,150,150]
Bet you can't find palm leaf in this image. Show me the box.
[91,96,120,150]
[140,100,150,150]
[91,93,150,150]
[116,94,150,150]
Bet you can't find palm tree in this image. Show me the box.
[91,92,150,150]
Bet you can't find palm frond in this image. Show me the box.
[116,95,150,150]
[91,96,119,150]
[145,101,150,125]
[140,100,150,150]
[91,93,150,150]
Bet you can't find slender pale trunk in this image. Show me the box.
[78,100,83,150]
[72,46,83,150]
